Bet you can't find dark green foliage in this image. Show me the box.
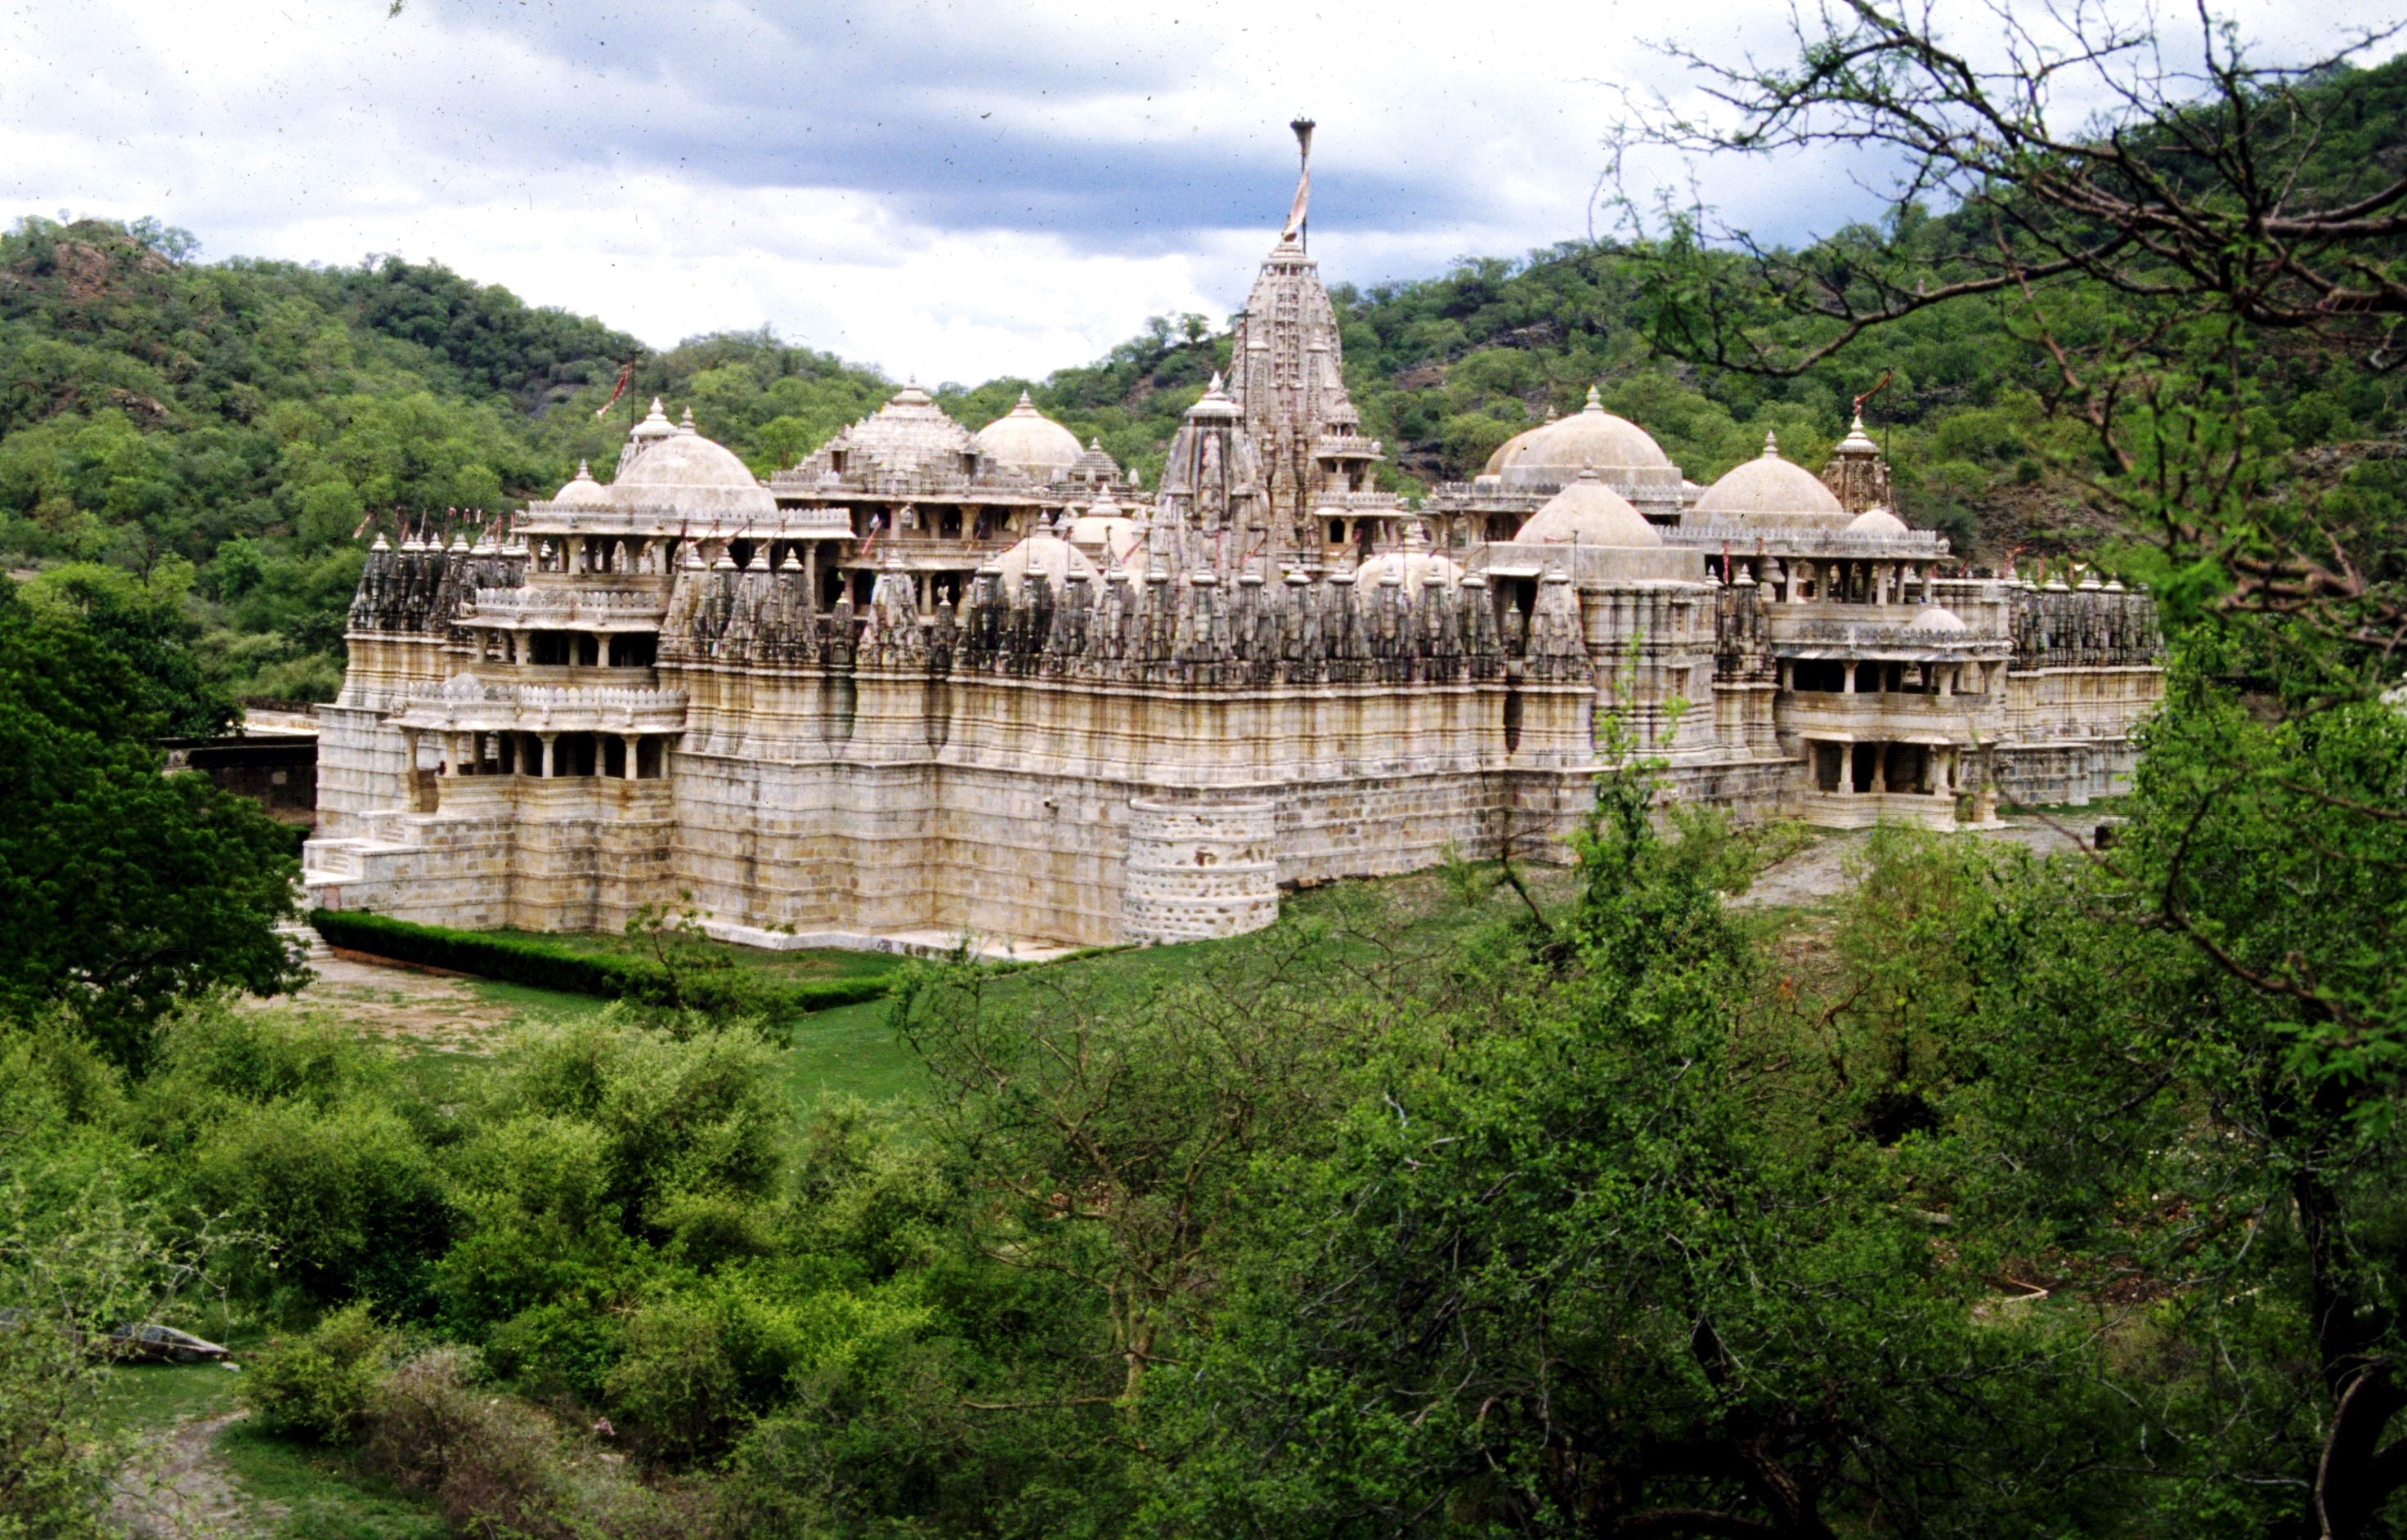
[135,1007,451,1309]
[307,908,896,1019]
[311,909,666,997]
[0,580,301,1068]
[241,1301,399,1443]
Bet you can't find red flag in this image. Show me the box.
[595,360,636,419]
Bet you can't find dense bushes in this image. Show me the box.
[307,909,896,1021]
[241,1302,397,1442]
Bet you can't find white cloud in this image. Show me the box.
[1,0,2396,382]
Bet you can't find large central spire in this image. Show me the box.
[1225,119,1383,563]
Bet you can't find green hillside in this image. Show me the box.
[4,53,2402,704]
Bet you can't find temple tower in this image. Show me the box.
[1226,120,1385,568]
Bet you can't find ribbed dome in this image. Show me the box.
[1846,507,1911,535]
[818,383,979,479]
[975,392,1083,478]
[1907,605,1967,633]
[1512,471,1663,548]
[992,530,1100,598]
[1484,386,1674,485]
[611,423,776,518]
[1693,432,1846,523]
[551,460,612,507]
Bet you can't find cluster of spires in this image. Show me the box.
[2006,577,2161,668]
[656,537,1593,687]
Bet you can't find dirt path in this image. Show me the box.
[110,1409,280,1540]
[1733,818,2095,911]
[242,954,529,1053]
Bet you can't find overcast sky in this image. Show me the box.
[2,1,2395,384]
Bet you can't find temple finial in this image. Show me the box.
[1281,118,1316,244]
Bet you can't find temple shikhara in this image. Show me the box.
[303,132,2163,953]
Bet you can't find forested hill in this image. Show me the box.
[4,55,2401,703]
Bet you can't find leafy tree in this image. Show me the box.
[0,582,301,1068]
[1143,776,2131,1538]
[17,560,235,736]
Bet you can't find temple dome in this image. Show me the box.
[1693,432,1846,523]
[1066,495,1142,566]
[1908,605,1968,633]
[1484,386,1674,486]
[1356,548,1465,590]
[611,421,776,518]
[1512,471,1663,548]
[992,530,1100,598]
[817,382,978,479]
[551,460,612,507]
[975,392,1083,479]
[1846,506,1911,535]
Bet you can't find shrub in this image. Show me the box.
[178,1095,448,1305]
[240,1302,396,1443]
[307,911,661,997]
[486,1018,787,1239]
[306,910,895,1022]
[365,1346,701,1540]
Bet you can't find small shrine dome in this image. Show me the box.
[1356,547,1466,591]
[1357,521,1465,591]
[627,397,679,448]
[992,529,1100,598]
[1511,470,1663,548]
[1066,495,1142,566]
[612,419,776,519]
[1184,373,1244,422]
[1693,432,1847,523]
[550,460,612,508]
[975,392,1083,479]
[1845,506,1912,536]
[1907,605,1968,633]
[1484,386,1674,488]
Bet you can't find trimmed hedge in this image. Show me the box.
[306,910,895,1018]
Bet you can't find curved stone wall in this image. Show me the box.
[1122,799,1279,943]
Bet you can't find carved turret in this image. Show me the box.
[1820,413,1894,513]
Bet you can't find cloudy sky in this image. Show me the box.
[2,0,2394,383]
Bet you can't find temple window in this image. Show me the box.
[607,633,657,668]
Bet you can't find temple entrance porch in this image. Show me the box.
[1796,736,1965,830]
